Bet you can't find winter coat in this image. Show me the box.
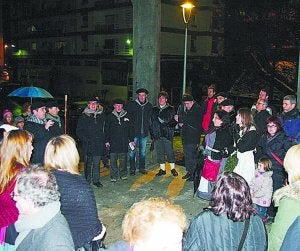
[268,181,300,251]
[105,110,131,153]
[201,97,217,133]
[280,107,300,122]
[76,108,106,156]
[45,113,64,136]
[257,131,293,175]
[253,110,270,136]
[103,240,131,251]
[149,104,176,141]
[249,170,273,207]
[178,102,202,145]
[127,99,152,138]
[280,216,300,251]
[52,170,103,248]
[15,202,74,251]
[280,108,300,143]
[183,210,267,251]
[24,118,53,164]
[233,126,259,184]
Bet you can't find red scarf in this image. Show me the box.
[202,98,215,131]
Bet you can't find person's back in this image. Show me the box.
[183,210,266,251]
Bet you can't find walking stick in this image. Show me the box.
[64,94,67,134]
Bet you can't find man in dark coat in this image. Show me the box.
[105,99,131,182]
[76,97,106,188]
[45,100,64,136]
[150,91,178,177]
[175,93,202,181]
[127,88,152,175]
[253,98,270,136]
[24,101,54,164]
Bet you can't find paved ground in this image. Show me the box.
[79,136,209,247]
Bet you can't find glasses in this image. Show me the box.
[267,124,277,128]
[10,191,20,199]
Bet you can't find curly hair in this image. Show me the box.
[122,197,187,246]
[15,165,60,207]
[210,172,253,222]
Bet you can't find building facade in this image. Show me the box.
[6,0,224,103]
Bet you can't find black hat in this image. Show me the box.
[182,93,194,102]
[220,99,234,106]
[112,98,125,105]
[136,88,149,94]
[46,100,59,108]
[88,97,99,103]
[216,92,228,99]
[31,101,45,111]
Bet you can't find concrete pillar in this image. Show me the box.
[132,0,161,105]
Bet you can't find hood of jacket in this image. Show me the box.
[273,180,300,206]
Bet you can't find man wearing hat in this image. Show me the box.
[105,98,131,182]
[24,101,54,163]
[219,98,236,126]
[149,91,179,177]
[76,97,106,188]
[46,100,64,136]
[127,88,152,175]
[175,93,202,181]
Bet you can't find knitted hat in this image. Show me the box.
[182,93,194,102]
[14,116,24,124]
[3,109,12,118]
[220,99,234,106]
[136,88,149,94]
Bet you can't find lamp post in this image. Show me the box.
[181,2,195,95]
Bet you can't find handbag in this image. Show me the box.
[270,152,283,166]
[202,157,221,182]
[224,151,238,173]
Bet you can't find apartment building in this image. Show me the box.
[6,0,224,102]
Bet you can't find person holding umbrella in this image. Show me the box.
[24,101,54,164]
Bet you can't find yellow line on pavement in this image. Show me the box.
[166,167,186,198]
[130,168,159,190]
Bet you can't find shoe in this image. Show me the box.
[156,169,166,176]
[110,178,117,182]
[93,182,103,188]
[139,170,148,174]
[182,173,191,179]
[171,169,178,176]
[120,176,127,180]
[130,171,135,176]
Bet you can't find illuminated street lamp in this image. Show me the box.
[181,2,195,95]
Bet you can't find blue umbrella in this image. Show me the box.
[8,86,53,103]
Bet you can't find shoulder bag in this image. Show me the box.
[237,218,250,251]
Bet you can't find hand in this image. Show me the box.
[105,142,110,148]
[174,114,179,122]
[129,141,135,146]
[45,120,54,130]
[178,123,183,127]
[93,225,106,240]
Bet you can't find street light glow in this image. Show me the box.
[181,2,195,24]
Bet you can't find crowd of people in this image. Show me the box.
[0,85,299,250]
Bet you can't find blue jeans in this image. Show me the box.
[129,136,147,172]
[254,204,267,219]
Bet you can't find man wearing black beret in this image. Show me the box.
[127,88,152,175]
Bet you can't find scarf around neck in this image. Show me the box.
[112,109,127,125]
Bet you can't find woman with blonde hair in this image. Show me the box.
[44,134,105,250]
[268,144,300,251]
[107,197,188,251]
[233,107,259,184]
[0,130,33,249]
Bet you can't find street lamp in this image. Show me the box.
[181,2,195,95]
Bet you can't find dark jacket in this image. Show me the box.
[178,102,202,145]
[280,216,300,251]
[205,126,233,160]
[234,127,259,153]
[280,107,300,122]
[52,170,103,248]
[76,108,106,156]
[183,210,267,251]
[127,99,152,138]
[150,104,176,141]
[105,110,131,153]
[257,131,294,174]
[253,110,270,136]
[46,113,64,136]
[24,120,53,164]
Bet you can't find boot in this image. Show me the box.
[170,163,178,176]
